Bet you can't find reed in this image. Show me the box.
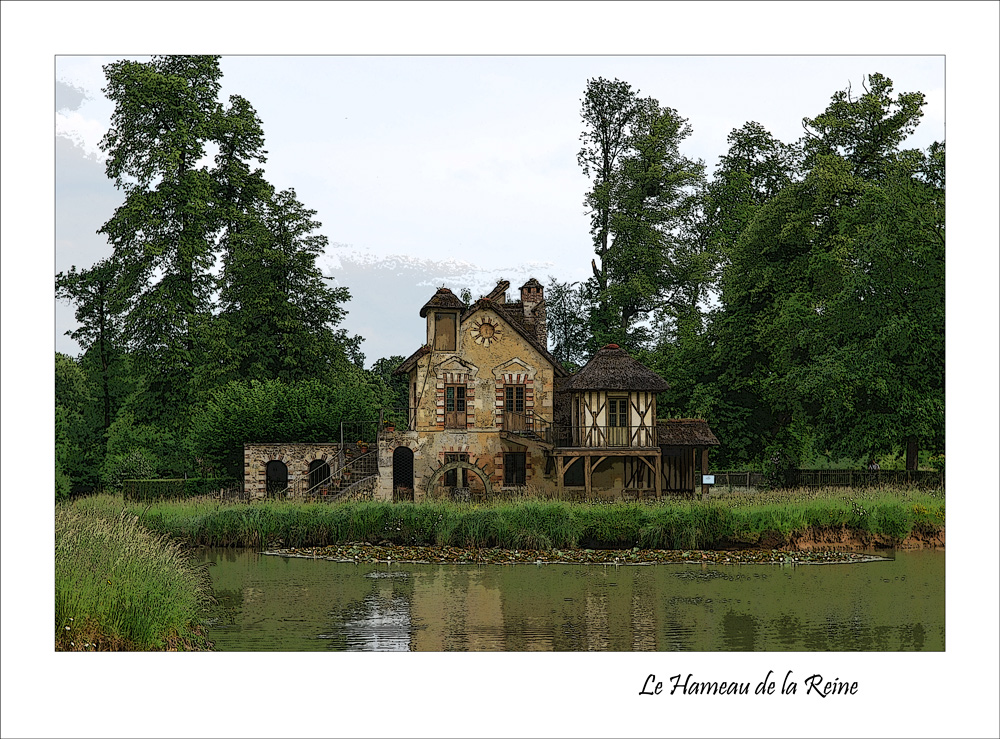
[55,502,213,651]
[78,485,943,553]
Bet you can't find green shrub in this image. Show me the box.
[103,451,156,491]
[122,477,240,502]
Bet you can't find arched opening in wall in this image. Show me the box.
[393,447,414,501]
[425,460,494,501]
[309,459,331,492]
[265,460,288,497]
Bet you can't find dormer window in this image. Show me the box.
[419,287,465,351]
[434,312,457,351]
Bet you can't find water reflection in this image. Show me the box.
[338,591,411,651]
[196,550,944,652]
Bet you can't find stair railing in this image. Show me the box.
[293,449,379,500]
[501,409,553,443]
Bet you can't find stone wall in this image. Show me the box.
[396,303,558,494]
[244,443,347,499]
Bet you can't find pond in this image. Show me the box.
[195,548,943,651]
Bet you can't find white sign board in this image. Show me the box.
[702,475,716,485]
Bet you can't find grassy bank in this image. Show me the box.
[55,502,214,651]
[81,485,944,551]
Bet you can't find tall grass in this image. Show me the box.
[82,485,944,552]
[55,501,213,650]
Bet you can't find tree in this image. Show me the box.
[97,55,267,425]
[55,258,127,434]
[703,180,813,468]
[801,72,925,180]
[206,187,355,387]
[578,78,705,351]
[709,74,941,469]
[795,74,938,469]
[100,408,185,488]
[702,122,801,282]
[544,278,591,371]
[790,146,945,467]
[643,123,800,463]
[369,355,409,419]
[55,353,101,494]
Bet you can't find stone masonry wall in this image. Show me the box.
[244,443,346,499]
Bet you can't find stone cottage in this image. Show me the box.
[381,279,565,501]
[242,277,719,501]
[380,279,720,502]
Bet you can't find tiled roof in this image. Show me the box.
[656,419,720,446]
[399,279,568,378]
[392,345,430,375]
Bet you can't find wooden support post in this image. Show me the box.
[585,455,593,501]
[701,447,710,501]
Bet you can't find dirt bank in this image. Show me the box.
[787,525,945,552]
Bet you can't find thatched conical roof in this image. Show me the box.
[419,287,466,317]
[561,344,670,392]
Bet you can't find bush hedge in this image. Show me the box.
[122,478,241,502]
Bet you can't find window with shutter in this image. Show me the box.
[445,384,466,428]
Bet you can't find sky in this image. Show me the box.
[3,3,1000,739]
[53,54,947,365]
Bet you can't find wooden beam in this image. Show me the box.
[552,448,658,456]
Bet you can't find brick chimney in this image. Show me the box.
[519,278,547,348]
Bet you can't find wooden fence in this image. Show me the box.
[704,469,944,489]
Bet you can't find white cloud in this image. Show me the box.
[55,110,107,158]
[319,248,561,364]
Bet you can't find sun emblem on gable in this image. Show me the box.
[470,317,503,347]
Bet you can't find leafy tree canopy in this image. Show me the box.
[189,372,391,477]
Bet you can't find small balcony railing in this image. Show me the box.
[501,412,658,450]
[550,424,656,449]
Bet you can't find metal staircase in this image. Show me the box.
[287,449,379,502]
